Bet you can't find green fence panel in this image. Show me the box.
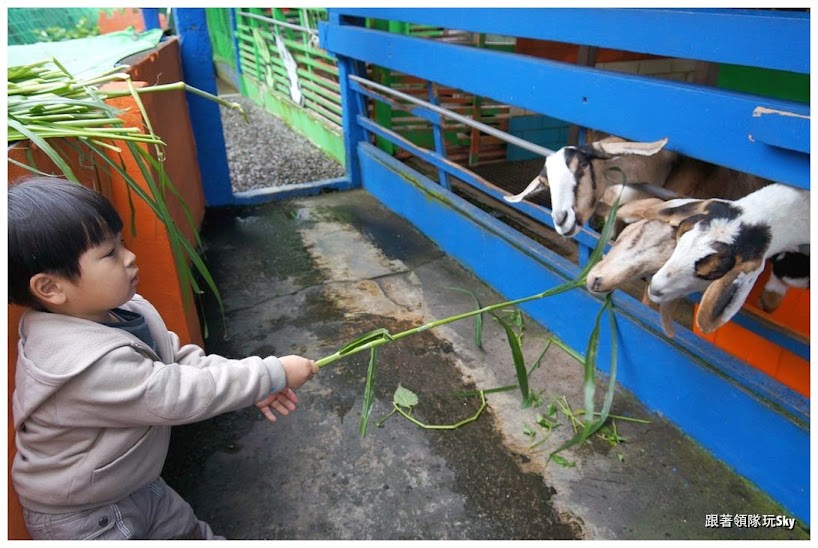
[205,8,240,90]
[232,7,344,164]
[207,9,516,169]
[206,8,236,68]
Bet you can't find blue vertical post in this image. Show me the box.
[229,8,245,94]
[325,11,367,187]
[426,81,450,190]
[174,8,234,206]
[142,8,161,30]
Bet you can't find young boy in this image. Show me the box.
[9,178,319,539]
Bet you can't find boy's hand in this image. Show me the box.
[256,388,299,423]
[279,355,319,389]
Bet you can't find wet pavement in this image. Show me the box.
[161,189,808,540]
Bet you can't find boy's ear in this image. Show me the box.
[29,273,67,306]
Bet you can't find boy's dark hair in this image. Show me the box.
[8,178,124,307]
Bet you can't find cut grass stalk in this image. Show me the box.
[321,192,625,440]
[314,277,585,369]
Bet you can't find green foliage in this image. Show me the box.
[8,59,247,332]
[393,384,419,408]
[491,309,533,407]
[32,17,100,42]
[377,386,488,431]
[359,347,379,438]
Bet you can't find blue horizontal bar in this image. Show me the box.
[749,107,810,154]
[331,8,809,74]
[358,141,808,523]
[231,177,354,206]
[320,24,810,189]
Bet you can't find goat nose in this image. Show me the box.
[553,210,567,228]
[590,276,603,292]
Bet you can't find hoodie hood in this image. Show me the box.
[12,296,168,429]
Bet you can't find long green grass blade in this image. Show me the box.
[548,295,614,462]
[7,157,55,177]
[492,312,532,406]
[339,328,393,355]
[8,118,78,182]
[447,287,484,349]
[360,347,378,438]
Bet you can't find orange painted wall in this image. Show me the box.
[694,262,810,398]
[97,8,167,35]
[7,40,206,539]
[516,38,659,64]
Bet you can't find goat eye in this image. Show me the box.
[695,252,735,280]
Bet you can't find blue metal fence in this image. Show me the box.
[317,8,810,523]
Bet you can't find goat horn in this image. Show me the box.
[504,174,546,203]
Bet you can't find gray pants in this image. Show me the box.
[23,477,225,540]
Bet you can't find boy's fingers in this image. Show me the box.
[285,388,299,403]
[258,405,277,423]
[271,400,291,416]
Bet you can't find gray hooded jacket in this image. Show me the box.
[12,294,287,513]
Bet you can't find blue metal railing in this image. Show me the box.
[319,7,810,523]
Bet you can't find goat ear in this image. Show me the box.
[659,299,679,338]
[615,198,665,222]
[642,198,710,227]
[590,137,668,158]
[695,257,765,334]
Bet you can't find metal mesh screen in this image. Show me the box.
[8,8,100,46]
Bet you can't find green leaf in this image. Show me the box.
[7,118,78,182]
[550,454,576,468]
[536,413,557,430]
[359,347,379,439]
[578,190,622,282]
[447,287,484,349]
[548,295,614,461]
[393,384,419,409]
[339,328,393,356]
[492,312,531,406]
[522,425,537,437]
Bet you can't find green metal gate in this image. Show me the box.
[206,8,522,168]
[232,8,345,163]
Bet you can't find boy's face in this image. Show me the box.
[59,232,139,322]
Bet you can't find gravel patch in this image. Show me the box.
[219,94,345,193]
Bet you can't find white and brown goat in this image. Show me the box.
[645,184,810,333]
[504,135,771,237]
[586,198,809,337]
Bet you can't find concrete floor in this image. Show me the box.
[161,189,807,540]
